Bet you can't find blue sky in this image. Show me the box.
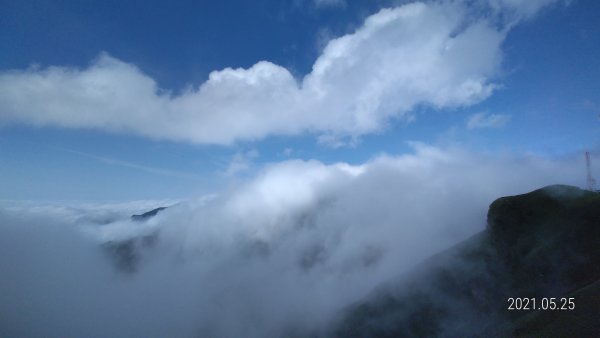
[1,0,599,200]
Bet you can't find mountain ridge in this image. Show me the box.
[331,185,600,337]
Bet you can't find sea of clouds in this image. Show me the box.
[0,144,584,337]
[0,0,573,336]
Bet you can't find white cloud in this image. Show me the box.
[0,144,585,337]
[0,0,558,145]
[221,149,259,177]
[467,112,511,129]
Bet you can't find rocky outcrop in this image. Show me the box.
[131,206,167,221]
[102,207,166,273]
[332,185,600,337]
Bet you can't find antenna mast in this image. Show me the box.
[586,151,597,191]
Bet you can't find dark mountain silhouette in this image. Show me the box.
[131,206,167,221]
[102,207,166,273]
[331,185,600,337]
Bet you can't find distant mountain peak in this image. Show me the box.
[131,206,167,221]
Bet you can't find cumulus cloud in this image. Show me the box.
[467,112,511,129]
[0,144,584,337]
[0,0,558,145]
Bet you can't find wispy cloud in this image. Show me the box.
[50,146,201,179]
[221,149,259,177]
[314,0,346,8]
[467,112,511,129]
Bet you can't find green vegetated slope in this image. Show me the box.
[332,185,600,337]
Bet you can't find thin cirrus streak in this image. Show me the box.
[48,145,203,180]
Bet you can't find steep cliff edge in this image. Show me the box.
[333,185,600,337]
